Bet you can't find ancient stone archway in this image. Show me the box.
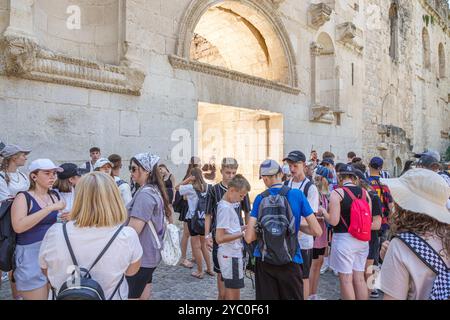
[173,0,298,88]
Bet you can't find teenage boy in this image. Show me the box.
[82,147,101,172]
[347,152,356,164]
[215,174,251,300]
[205,157,251,300]
[366,157,394,244]
[283,151,320,299]
[244,159,322,300]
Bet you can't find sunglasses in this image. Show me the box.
[129,165,139,173]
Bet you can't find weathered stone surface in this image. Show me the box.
[0,0,448,180]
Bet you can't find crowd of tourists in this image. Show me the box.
[0,142,449,300]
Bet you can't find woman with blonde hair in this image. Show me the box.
[39,172,142,300]
[378,168,450,300]
[126,153,171,300]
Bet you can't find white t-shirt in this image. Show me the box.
[55,188,75,213]
[179,184,206,220]
[39,221,143,300]
[216,200,243,258]
[287,178,319,250]
[0,170,30,202]
[114,176,132,206]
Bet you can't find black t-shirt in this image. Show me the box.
[334,186,371,234]
[205,182,251,236]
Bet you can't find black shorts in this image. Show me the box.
[126,267,156,299]
[312,247,326,260]
[186,219,205,237]
[212,242,221,273]
[368,233,380,261]
[300,249,313,279]
[255,259,304,300]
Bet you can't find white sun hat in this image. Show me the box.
[381,168,450,224]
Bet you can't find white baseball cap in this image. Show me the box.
[381,168,450,224]
[94,158,113,171]
[29,159,63,173]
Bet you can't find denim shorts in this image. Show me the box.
[14,242,48,292]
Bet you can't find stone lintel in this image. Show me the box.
[169,55,301,95]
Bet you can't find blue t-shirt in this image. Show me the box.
[250,184,314,264]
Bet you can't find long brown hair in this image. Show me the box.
[390,203,450,259]
[132,158,171,219]
[190,167,206,192]
[183,156,201,180]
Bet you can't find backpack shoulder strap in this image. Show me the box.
[148,220,161,250]
[17,191,32,214]
[63,222,79,267]
[303,181,313,198]
[279,185,291,197]
[341,187,357,201]
[261,190,271,198]
[88,225,125,272]
[396,232,449,275]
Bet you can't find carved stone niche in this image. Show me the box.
[337,22,364,54]
[310,105,335,124]
[1,32,146,96]
[308,3,333,29]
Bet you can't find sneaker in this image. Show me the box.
[1,272,8,282]
[320,265,329,275]
[370,290,380,299]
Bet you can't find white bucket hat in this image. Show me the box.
[93,158,113,171]
[381,168,450,224]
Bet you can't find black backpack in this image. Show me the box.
[55,223,125,300]
[255,186,297,266]
[0,191,32,271]
[190,185,209,235]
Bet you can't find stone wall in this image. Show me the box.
[0,0,448,182]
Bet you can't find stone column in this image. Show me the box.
[120,0,144,71]
[4,0,36,38]
[310,42,323,106]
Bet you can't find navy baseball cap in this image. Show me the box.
[337,164,357,176]
[370,157,384,169]
[321,158,335,166]
[283,151,306,163]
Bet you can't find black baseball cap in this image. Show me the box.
[57,163,86,180]
[283,151,306,163]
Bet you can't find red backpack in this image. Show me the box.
[340,187,372,242]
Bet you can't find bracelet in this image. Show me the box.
[205,234,212,239]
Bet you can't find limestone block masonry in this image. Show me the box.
[0,0,449,179]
